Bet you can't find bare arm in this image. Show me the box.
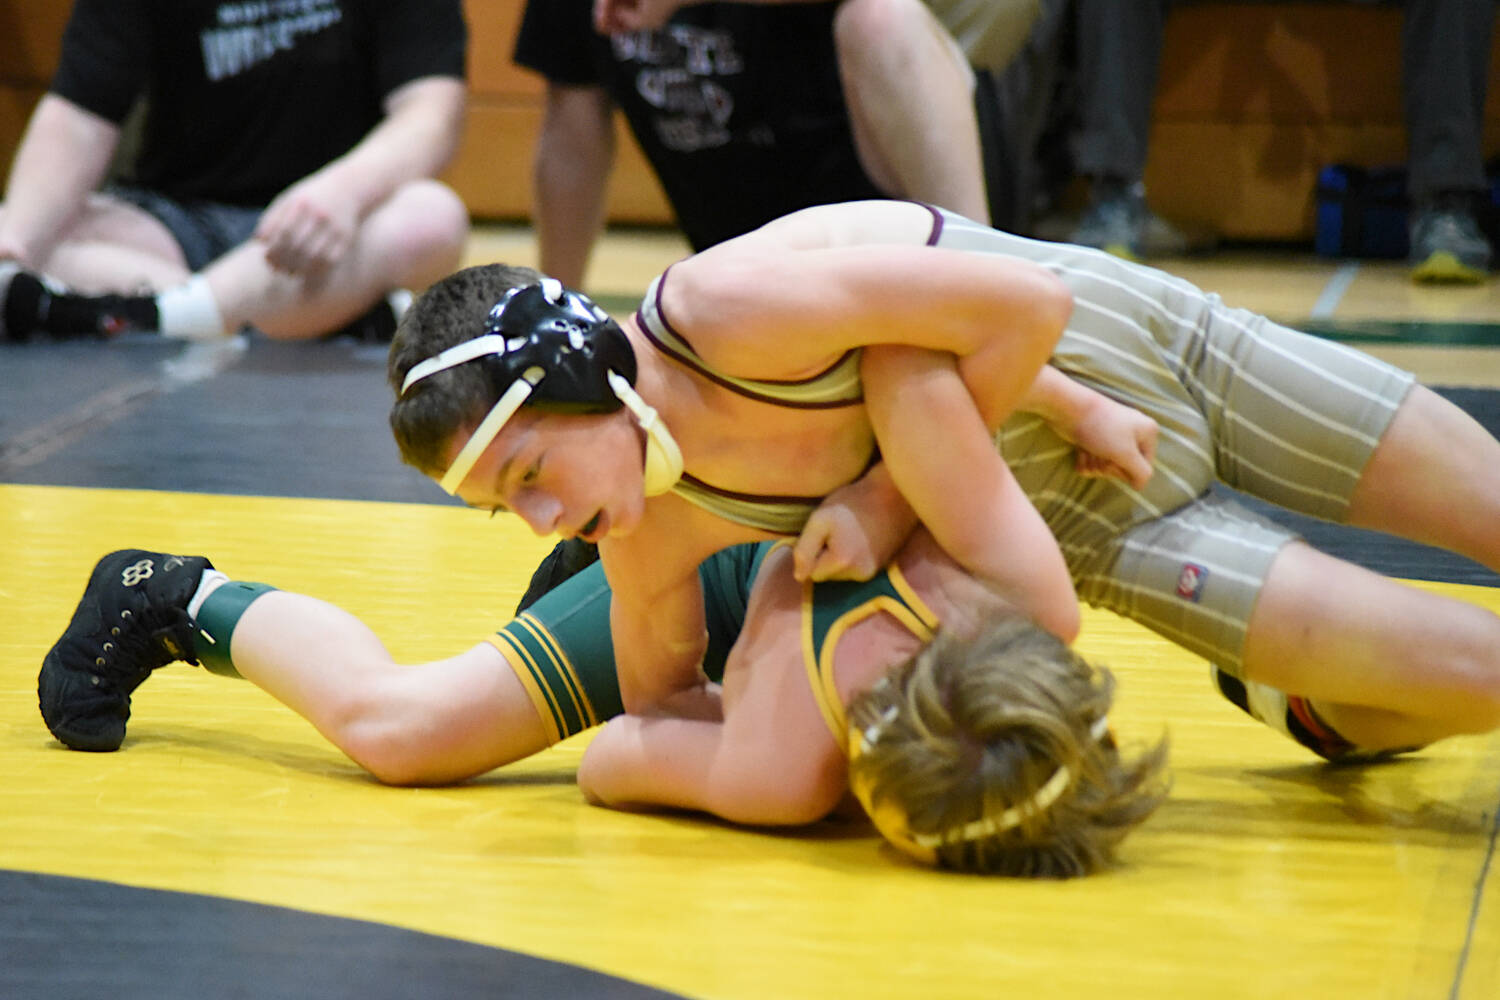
[665,240,1073,410]
[0,95,121,265]
[533,84,617,289]
[863,344,1079,642]
[594,0,828,33]
[254,75,466,274]
[1019,367,1158,489]
[604,533,714,716]
[578,714,847,824]
[794,366,1157,582]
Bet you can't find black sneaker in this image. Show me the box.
[1,261,49,343]
[38,549,212,751]
[515,538,600,614]
[0,261,158,341]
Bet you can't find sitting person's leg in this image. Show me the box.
[2,179,466,343]
[833,0,990,223]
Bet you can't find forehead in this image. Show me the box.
[447,406,612,486]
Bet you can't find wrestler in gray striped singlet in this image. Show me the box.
[929,207,1414,680]
[637,205,1417,754]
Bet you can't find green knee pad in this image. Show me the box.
[193,581,278,678]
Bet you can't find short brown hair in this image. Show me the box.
[848,617,1169,877]
[386,262,542,475]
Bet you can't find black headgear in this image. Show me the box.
[399,278,637,412]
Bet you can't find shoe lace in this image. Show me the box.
[94,604,196,691]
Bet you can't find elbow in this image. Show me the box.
[709,753,848,827]
[575,750,608,806]
[1048,598,1082,647]
[1030,271,1074,354]
[1033,578,1081,646]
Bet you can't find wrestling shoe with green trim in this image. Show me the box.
[39,549,212,752]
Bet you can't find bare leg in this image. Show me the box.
[20,179,467,339]
[23,194,192,291]
[1241,541,1500,749]
[1346,384,1500,571]
[205,179,468,339]
[227,591,550,785]
[834,0,990,223]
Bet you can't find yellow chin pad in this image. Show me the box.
[847,726,939,866]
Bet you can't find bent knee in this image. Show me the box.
[323,689,444,786]
[339,722,442,786]
[372,180,469,280]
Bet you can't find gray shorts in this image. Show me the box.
[106,184,262,272]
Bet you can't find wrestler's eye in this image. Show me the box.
[521,456,543,485]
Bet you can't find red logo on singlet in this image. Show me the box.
[1176,563,1208,602]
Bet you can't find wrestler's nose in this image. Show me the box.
[511,491,563,536]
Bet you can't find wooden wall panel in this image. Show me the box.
[2,1,1497,238]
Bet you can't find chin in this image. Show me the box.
[610,500,645,538]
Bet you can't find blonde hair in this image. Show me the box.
[847,617,1169,877]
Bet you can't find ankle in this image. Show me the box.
[157,274,227,340]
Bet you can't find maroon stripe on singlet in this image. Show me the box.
[677,471,825,507]
[634,265,862,409]
[920,202,944,246]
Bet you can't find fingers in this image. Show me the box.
[1138,421,1159,468]
[792,518,832,582]
[792,517,868,582]
[256,202,348,274]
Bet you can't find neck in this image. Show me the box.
[620,314,675,418]
[617,318,685,495]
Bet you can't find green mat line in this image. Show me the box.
[1295,320,1500,346]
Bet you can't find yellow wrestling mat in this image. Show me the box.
[3,482,1499,998]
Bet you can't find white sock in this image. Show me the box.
[157,275,229,341]
[388,287,413,322]
[186,569,231,619]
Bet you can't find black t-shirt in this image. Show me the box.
[514,0,883,251]
[51,0,467,207]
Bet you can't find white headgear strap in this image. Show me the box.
[401,350,683,497]
[436,367,544,495]
[607,372,684,496]
[400,334,509,396]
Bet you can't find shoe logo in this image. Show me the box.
[120,558,155,587]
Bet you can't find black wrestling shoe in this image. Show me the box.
[39,549,213,751]
[515,538,600,614]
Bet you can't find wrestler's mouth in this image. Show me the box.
[579,511,604,542]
